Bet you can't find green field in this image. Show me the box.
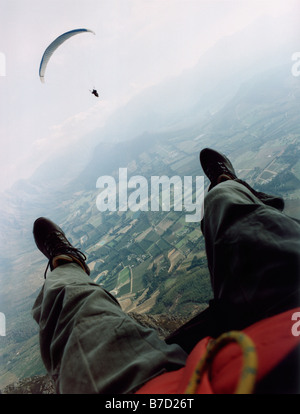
[118,267,130,286]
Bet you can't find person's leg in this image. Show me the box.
[32,218,187,394]
[202,179,300,322]
[32,263,187,394]
[167,148,300,351]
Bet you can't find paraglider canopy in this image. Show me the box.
[39,28,95,83]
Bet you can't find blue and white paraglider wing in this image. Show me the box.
[39,28,95,83]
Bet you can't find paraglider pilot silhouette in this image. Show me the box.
[32,148,300,394]
[90,89,99,98]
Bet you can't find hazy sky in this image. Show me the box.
[0,0,298,192]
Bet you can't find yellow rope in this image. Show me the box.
[184,331,258,394]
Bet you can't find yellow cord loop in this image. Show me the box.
[184,331,258,394]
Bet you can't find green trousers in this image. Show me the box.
[32,263,187,394]
[167,180,300,352]
[202,180,300,319]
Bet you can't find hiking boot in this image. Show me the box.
[200,148,237,190]
[199,148,284,210]
[33,217,90,278]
